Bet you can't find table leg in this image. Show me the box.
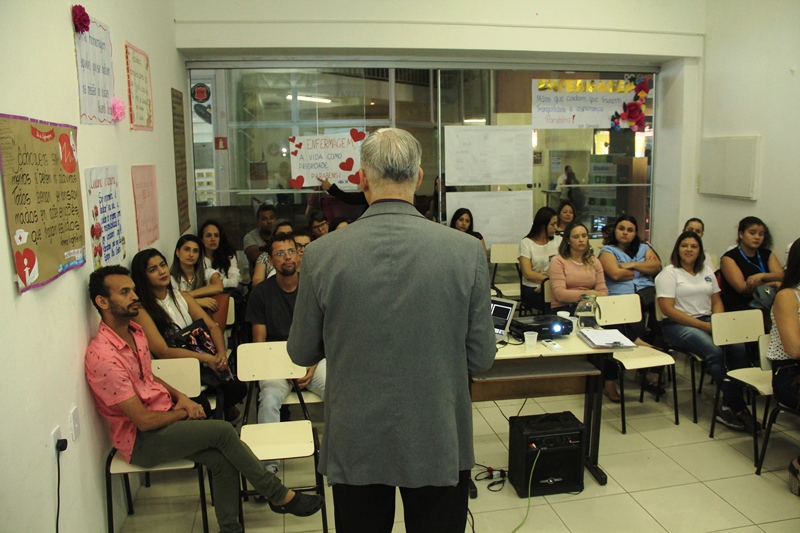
[584,353,607,485]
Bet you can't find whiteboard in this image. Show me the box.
[445,126,532,186]
[447,191,533,248]
[699,136,760,200]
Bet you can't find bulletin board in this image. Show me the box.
[447,191,533,248]
[445,126,532,186]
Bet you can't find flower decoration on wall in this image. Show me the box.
[610,77,650,131]
[111,97,127,123]
[72,5,90,33]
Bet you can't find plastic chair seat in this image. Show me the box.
[613,346,675,371]
[109,453,195,475]
[285,391,323,405]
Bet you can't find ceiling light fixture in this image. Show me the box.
[463,118,486,124]
[286,95,332,103]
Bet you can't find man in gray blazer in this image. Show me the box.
[288,128,496,532]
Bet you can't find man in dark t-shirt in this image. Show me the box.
[245,233,326,472]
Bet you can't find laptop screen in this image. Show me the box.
[490,298,516,336]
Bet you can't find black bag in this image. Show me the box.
[750,285,776,310]
[636,285,656,309]
[168,319,217,356]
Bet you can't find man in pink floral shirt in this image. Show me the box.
[85,266,322,532]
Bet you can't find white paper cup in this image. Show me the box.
[524,331,539,349]
[556,311,570,319]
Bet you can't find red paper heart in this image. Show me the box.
[348,172,360,185]
[288,136,296,143]
[14,248,37,286]
[295,142,303,149]
[289,176,304,189]
[350,128,366,142]
[339,158,354,172]
[291,150,298,156]
[58,133,77,173]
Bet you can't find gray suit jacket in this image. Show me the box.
[288,200,496,487]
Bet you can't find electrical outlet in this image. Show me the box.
[69,406,80,441]
[51,426,61,462]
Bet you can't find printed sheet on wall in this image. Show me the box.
[0,114,86,293]
[444,126,533,186]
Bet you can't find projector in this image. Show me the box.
[509,315,573,340]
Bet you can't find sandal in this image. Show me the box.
[789,457,800,496]
[603,382,621,403]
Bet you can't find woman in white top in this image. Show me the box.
[765,238,800,494]
[130,248,246,421]
[656,231,756,433]
[200,220,241,289]
[170,234,223,312]
[518,207,561,313]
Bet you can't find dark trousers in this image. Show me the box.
[332,470,471,533]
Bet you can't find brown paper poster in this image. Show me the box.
[0,115,86,293]
[171,89,190,234]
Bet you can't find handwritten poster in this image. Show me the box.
[74,17,114,124]
[532,79,637,130]
[171,89,190,233]
[444,126,532,186]
[85,166,126,269]
[0,115,85,293]
[131,165,159,247]
[289,129,365,190]
[125,42,154,131]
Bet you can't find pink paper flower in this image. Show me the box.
[111,98,126,123]
[72,5,90,33]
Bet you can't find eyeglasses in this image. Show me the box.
[295,243,306,251]
[311,221,328,231]
[272,249,296,258]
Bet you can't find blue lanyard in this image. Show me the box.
[738,246,765,273]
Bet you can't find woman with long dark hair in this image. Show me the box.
[170,234,223,313]
[656,231,756,433]
[200,220,241,289]
[766,237,800,495]
[131,248,246,421]
[518,207,560,313]
[450,207,487,255]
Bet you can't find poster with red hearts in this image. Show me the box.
[0,114,86,293]
[288,129,365,191]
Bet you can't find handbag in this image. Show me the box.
[750,285,776,310]
[168,319,217,356]
[636,285,656,308]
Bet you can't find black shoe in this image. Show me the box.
[716,408,746,431]
[269,492,324,517]
[644,381,666,396]
[735,409,761,434]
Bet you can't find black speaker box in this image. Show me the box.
[508,411,585,498]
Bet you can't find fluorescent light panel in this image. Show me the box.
[463,118,486,123]
[286,95,332,103]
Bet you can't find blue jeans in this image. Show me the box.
[662,316,750,412]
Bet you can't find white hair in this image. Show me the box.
[360,128,422,186]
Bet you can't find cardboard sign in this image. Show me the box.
[75,16,114,124]
[532,79,637,130]
[85,166,126,269]
[288,129,364,190]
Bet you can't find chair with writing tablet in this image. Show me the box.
[595,294,679,434]
[105,358,209,533]
[237,341,328,532]
[489,243,522,301]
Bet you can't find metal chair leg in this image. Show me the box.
[690,357,699,423]
[756,405,782,475]
[105,452,115,533]
[618,362,627,435]
[671,365,680,425]
[122,474,134,515]
[709,381,723,438]
[197,464,210,533]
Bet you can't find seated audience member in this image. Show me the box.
[244,204,277,271]
[600,224,615,246]
[85,266,323,526]
[682,218,716,271]
[308,210,329,241]
[720,216,784,313]
[131,249,246,422]
[766,238,800,495]
[252,219,294,287]
[425,175,442,222]
[518,207,561,313]
[200,220,242,290]
[656,231,757,432]
[170,235,223,313]
[548,222,611,397]
[598,215,663,397]
[330,217,349,231]
[450,207,487,256]
[245,234,326,475]
[554,200,576,237]
[293,228,312,271]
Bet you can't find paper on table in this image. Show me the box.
[578,328,636,349]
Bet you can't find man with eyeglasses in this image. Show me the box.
[245,232,326,477]
[308,210,329,240]
[293,228,312,271]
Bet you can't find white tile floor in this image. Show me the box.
[120,357,800,533]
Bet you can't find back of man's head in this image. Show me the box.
[89,265,130,314]
[360,128,421,186]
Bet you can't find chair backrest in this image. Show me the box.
[589,238,604,256]
[710,309,765,346]
[542,278,552,304]
[226,296,235,326]
[758,333,771,372]
[594,294,642,326]
[152,358,201,397]
[237,341,308,382]
[490,243,520,265]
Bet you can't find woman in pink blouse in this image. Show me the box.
[549,223,617,400]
